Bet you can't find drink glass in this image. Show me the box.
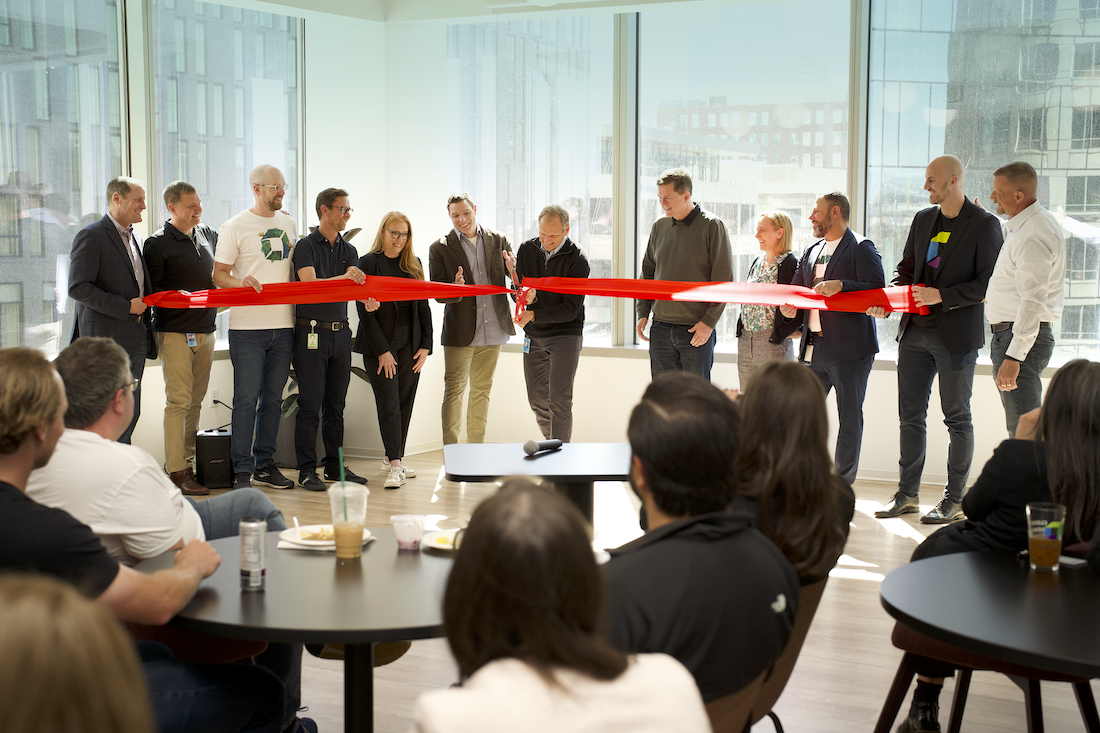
[329,483,368,559]
[391,514,427,550]
[1025,502,1065,572]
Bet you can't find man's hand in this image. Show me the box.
[973,196,987,210]
[514,311,534,327]
[997,358,1021,392]
[174,539,221,579]
[1015,407,1041,440]
[411,348,429,374]
[359,297,380,312]
[779,304,797,319]
[377,351,398,380]
[502,250,516,270]
[524,289,537,304]
[866,306,887,318]
[912,285,942,307]
[453,266,464,285]
[344,266,366,285]
[240,275,263,293]
[129,298,148,315]
[636,317,649,342]
[813,280,843,297]
[688,321,713,347]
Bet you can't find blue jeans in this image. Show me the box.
[649,320,716,381]
[896,328,977,503]
[229,329,293,475]
[139,641,284,733]
[990,325,1055,438]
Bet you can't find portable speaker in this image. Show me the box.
[195,428,232,489]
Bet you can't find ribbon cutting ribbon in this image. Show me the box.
[145,274,930,316]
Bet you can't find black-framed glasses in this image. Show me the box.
[258,184,289,193]
[386,229,410,241]
[331,206,353,216]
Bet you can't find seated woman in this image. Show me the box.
[896,358,1100,733]
[0,573,155,733]
[736,360,855,585]
[411,480,710,733]
[354,211,433,490]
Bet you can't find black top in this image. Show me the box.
[602,510,799,702]
[1090,520,1100,577]
[144,221,219,333]
[0,481,119,598]
[354,252,433,358]
[514,237,590,338]
[292,229,359,322]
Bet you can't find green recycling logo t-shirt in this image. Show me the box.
[213,209,298,330]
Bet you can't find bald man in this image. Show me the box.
[873,156,1003,524]
[985,161,1065,439]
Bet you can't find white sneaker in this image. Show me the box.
[384,465,406,489]
[380,459,415,478]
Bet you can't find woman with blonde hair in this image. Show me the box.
[735,210,800,392]
[0,573,156,733]
[354,211,433,489]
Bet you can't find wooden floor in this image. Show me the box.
[206,450,1100,732]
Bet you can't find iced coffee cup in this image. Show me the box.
[329,483,368,559]
[1026,502,1065,572]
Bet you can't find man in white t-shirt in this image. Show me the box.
[214,164,298,490]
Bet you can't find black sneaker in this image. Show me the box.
[253,464,293,489]
[876,492,920,518]
[233,472,253,490]
[298,472,327,492]
[897,700,940,733]
[324,466,368,485]
[921,497,964,524]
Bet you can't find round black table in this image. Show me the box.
[880,551,1100,679]
[135,528,453,733]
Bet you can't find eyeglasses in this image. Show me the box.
[330,206,353,216]
[123,377,140,393]
[258,184,290,193]
[386,229,410,241]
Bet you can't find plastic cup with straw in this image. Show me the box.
[330,447,366,558]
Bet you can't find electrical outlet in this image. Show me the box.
[210,388,218,406]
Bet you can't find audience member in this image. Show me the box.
[412,480,710,733]
[893,358,1100,733]
[736,360,855,585]
[603,371,799,702]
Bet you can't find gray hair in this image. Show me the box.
[163,180,196,209]
[54,338,132,429]
[106,176,143,204]
[538,204,570,230]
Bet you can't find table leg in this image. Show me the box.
[345,642,375,733]
[553,481,594,524]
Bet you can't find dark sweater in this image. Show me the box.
[514,237,590,338]
[143,222,218,333]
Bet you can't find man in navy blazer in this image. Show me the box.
[781,191,884,485]
[68,177,157,444]
[873,156,1003,525]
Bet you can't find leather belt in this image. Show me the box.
[295,318,348,331]
[991,321,1051,334]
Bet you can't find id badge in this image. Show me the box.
[186,332,197,348]
[523,336,531,354]
[308,333,319,350]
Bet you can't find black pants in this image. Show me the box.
[363,327,420,461]
[808,354,873,485]
[120,325,149,444]
[292,324,352,474]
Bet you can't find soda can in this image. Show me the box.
[239,517,267,592]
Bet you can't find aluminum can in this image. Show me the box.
[239,517,267,592]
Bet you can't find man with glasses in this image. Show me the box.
[68,176,158,444]
[143,180,218,496]
[289,188,370,490]
[429,193,516,444]
[213,165,297,490]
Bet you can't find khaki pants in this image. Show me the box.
[442,345,500,444]
[158,331,215,472]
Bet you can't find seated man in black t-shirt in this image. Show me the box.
[603,372,800,703]
[0,346,287,733]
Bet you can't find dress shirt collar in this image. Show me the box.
[106,212,132,242]
[671,203,701,227]
[1005,200,1042,235]
[453,224,482,246]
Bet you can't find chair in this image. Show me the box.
[873,623,1100,733]
[706,670,768,733]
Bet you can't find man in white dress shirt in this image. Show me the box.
[984,161,1066,437]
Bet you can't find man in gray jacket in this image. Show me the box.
[636,169,733,380]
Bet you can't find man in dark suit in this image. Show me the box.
[874,156,1004,524]
[68,176,157,444]
[781,191,885,486]
[428,193,515,445]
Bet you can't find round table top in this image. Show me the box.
[880,551,1100,679]
[443,442,632,482]
[135,528,454,645]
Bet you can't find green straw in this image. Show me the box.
[338,446,347,520]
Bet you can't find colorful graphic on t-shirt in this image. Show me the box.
[812,248,831,287]
[261,228,292,262]
[927,231,949,269]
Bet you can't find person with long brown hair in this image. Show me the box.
[354,211,432,489]
[736,360,855,584]
[412,480,709,732]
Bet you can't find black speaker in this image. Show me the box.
[195,428,232,489]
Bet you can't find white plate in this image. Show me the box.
[421,529,460,551]
[279,524,372,548]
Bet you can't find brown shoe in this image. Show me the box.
[170,468,210,496]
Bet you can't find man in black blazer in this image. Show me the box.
[874,156,1004,525]
[68,176,157,444]
[782,191,884,486]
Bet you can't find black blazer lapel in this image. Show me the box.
[102,217,139,286]
[445,231,475,285]
[823,229,856,281]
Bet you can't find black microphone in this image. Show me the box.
[524,439,562,456]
